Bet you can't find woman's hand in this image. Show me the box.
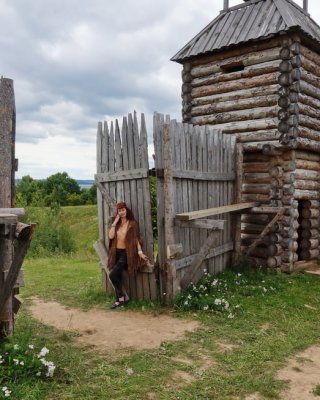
[138,252,149,262]
[113,215,120,226]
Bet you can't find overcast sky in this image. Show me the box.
[0,0,318,180]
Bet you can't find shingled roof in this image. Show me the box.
[172,0,320,63]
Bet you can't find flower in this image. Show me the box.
[126,368,134,375]
[184,300,189,305]
[214,298,222,305]
[203,305,209,311]
[227,313,235,319]
[38,347,49,358]
[13,344,19,350]
[13,359,19,365]
[28,344,34,350]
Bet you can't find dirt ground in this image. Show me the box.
[29,298,320,399]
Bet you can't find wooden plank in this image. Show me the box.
[0,225,35,316]
[163,118,176,302]
[180,230,221,289]
[0,214,17,224]
[96,169,149,183]
[173,241,234,271]
[95,180,116,209]
[172,170,235,181]
[114,119,124,201]
[176,202,259,220]
[181,123,190,260]
[175,219,225,230]
[127,113,138,299]
[0,208,25,216]
[154,113,166,298]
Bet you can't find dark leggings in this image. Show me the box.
[109,249,128,298]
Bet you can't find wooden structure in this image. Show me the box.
[171,0,320,272]
[0,77,32,336]
[95,112,157,300]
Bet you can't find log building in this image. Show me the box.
[171,0,320,270]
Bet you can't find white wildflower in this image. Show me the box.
[20,361,24,366]
[237,273,242,277]
[263,287,267,293]
[38,347,49,358]
[203,305,209,311]
[13,359,19,365]
[211,279,218,286]
[126,368,134,376]
[214,298,222,305]
[224,301,230,309]
[227,313,235,319]
[45,362,56,377]
[36,371,41,377]
[2,387,8,392]
[184,300,189,305]
[4,390,11,397]
[188,294,192,300]
[28,344,34,350]
[13,344,19,350]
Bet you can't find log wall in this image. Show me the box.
[181,33,320,268]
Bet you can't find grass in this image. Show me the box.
[4,205,320,399]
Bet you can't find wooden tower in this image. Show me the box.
[171,0,320,271]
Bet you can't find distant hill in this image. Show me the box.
[15,179,95,189]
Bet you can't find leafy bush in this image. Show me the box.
[23,206,76,257]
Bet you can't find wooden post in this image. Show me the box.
[0,77,16,337]
[163,118,176,303]
[232,142,243,264]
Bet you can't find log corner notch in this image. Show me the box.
[278,37,301,148]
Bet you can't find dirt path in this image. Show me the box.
[29,298,199,354]
[29,298,320,398]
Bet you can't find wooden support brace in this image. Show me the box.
[0,224,35,316]
[94,179,116,209]
[180,230,221,290]
[245,209,285,257]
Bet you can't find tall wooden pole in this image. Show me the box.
[0,77,16,337]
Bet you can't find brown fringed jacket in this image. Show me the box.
[107,220,146,274]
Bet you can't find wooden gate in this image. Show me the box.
[153,113,236,302]
[95,111,239,302]
[95,112,157,300]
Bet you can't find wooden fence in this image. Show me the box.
[95,111,238,302]
[153,113,236,301]
[95,112,157,300]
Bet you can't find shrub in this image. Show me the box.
[23,207,76,258]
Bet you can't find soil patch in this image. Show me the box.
[29,297,199,354]
[277,345,320,399]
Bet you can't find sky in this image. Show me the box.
[0,0,318,180]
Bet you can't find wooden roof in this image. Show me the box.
[172,0,320,63]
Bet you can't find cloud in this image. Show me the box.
[1,0,320,178]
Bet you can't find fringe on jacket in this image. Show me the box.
[107,220,146,274]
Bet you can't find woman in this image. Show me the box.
[108,202,148,309]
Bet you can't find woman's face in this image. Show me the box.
[118,207,127,218]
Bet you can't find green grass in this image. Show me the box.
[4,205,320,399]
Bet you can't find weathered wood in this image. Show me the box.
[180,230,220,290]
[192,84,278,107]
[0,225,35,317]
[191,46,281,77]
[174,219,225,230]
[171,170,235,181]
[249,206,282,214]
[96,168,149,183]
[192,106,277,126]
[267,256,282,268]
[0,208,25,216]
[197,118,277,133]
[176,202,258,221]
[191,72,279,98]
[191,95,277,117]
[167,243,183,259]
[192,61,279,88]
[281,260,316,273]
[304,200,320,208]
[301,238,319,250]
[302,228,318,239]
[245,209,285,257]
[236,129,280,143]
[300,249,319,260]
[301,218,319,229]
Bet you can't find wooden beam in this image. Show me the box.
[245,209,285,257]
[96,168,148,183]
[0,213,17,224]
[0,208,25,216]
[95,179,116,209]
[175,202,259,221]
[0,224,35,316]
[180,230,220,290]
[174,219,225,230]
